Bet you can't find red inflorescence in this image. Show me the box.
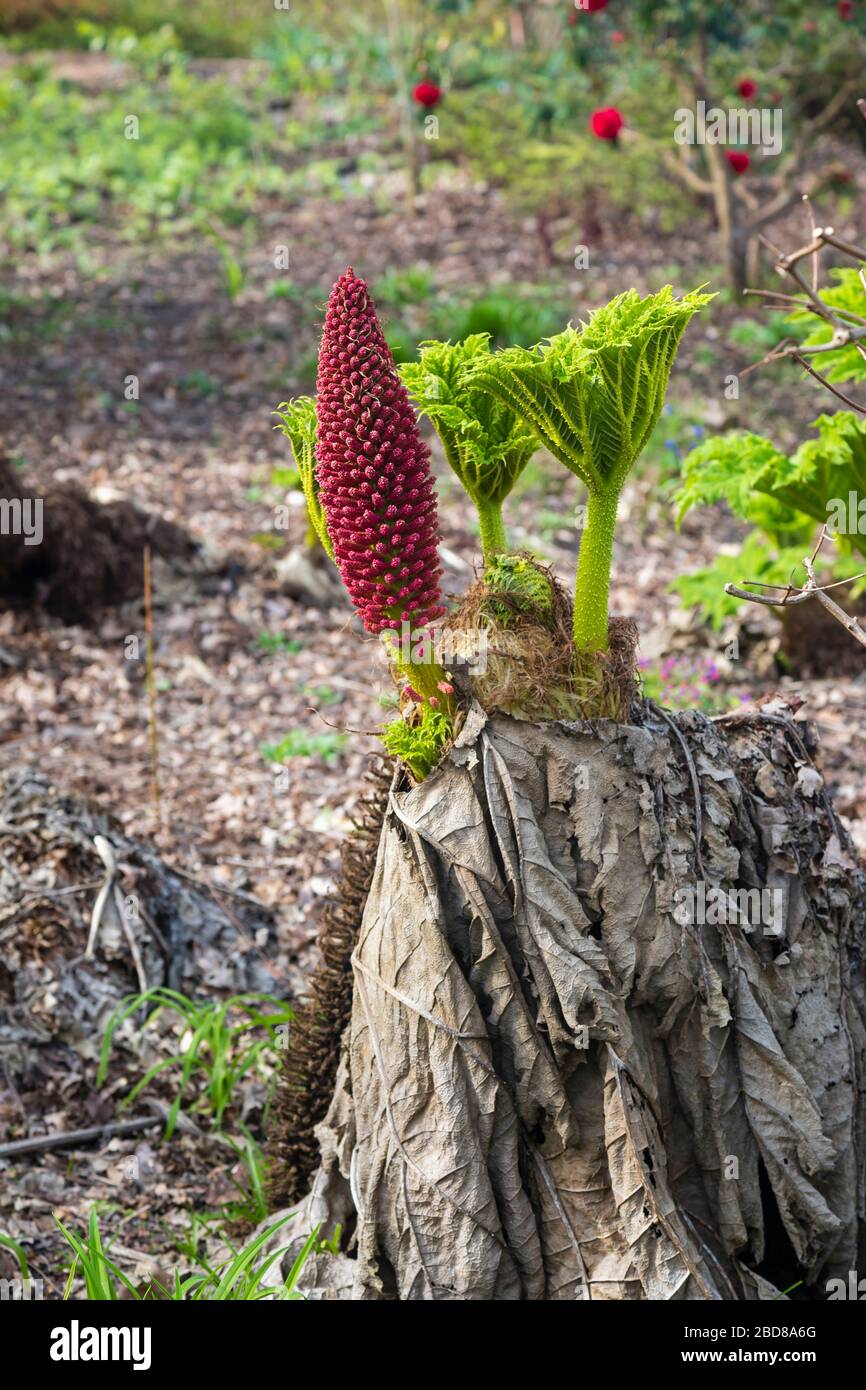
[413,81,442,108]
[737,78,757,99]
[315,268,445,636]
[591,106,624,141]
[838,1,853,20]
[726,150,751,175]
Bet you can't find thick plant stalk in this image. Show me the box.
[264,700,866,1301]
[573,491,618,652]
[477,500,508,564]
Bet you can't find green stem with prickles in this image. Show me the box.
[477,500,508,564]
[573,490,619,653]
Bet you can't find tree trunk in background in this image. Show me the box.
[726,228,750,299]
[265,700,866,1300]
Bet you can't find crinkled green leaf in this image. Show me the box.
[675,432,811,543]
[400,336,539,506]
[466,286,713,496]
[677,412,866,557]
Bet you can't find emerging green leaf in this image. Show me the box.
[273,396,334,561]
[381,709,451,782]
[400,336,540,507]
[466,286,714,496]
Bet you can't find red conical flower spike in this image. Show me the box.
[315,268,445,636]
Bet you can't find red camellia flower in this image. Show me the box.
[412,81,442,108]
[581,0,610,10]
[737,78,757,99]
[315,269,444,636]
[838,0,853,19]
[591,106,624,141]
[726,150,750,175]
[612,30,626,43]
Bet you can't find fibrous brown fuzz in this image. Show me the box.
[267,756,392,1209]
[445,554,639,722]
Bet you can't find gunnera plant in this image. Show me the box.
[398,335,540,564]
[277,275,711,766]
[466,286,714,653]
[266,268,866,1305]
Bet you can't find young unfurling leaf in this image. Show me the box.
[273,396,334,561]
[399,335,539,561]
[468,286,713,650]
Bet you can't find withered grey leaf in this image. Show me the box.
[270,706,866,1301]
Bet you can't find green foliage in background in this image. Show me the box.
[97,988,292,1137]
[788,269,866,385]
[261,729,347,766]
[673,411,866,627]
[677,412,866,557]
[0,60,278,249]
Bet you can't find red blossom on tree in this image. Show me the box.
[838,0,853,19]
[591,106,624,141]
[315,268,445,636]
[612,30,626,43]
[737,78,758,99]
[412,81,442,108]
[726,150,751,175]
[579,0,610,11]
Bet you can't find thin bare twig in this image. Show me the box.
[725,530,866,651]
[792,351,866,412]
[143,545,161,820]
[743,201,866,412]
[0,1115,162,1160]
